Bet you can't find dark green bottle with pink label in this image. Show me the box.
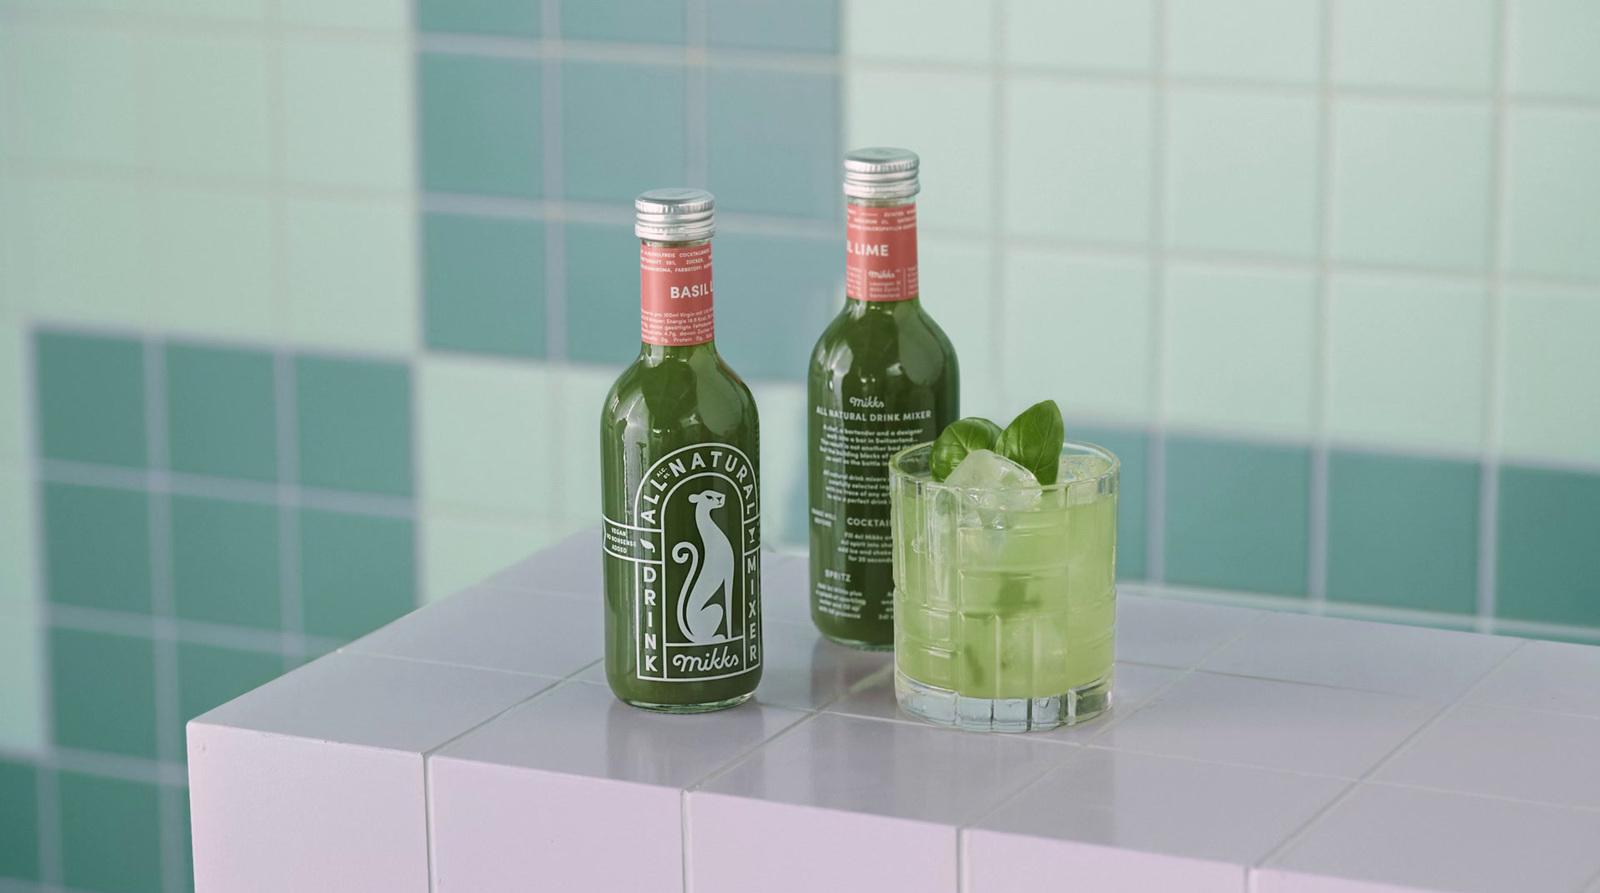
[601,189,762,711]
[807,149,960,649]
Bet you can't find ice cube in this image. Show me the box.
[946,449,1042,522]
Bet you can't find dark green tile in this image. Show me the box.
[1069,424,1148,580]
[713,231,839,381]
[1496,465,1600,627]
[420,54,542,198]
[171,495,281,630]
[51,627,158,759]
[417,0,539,37]
[707,0,839,53]
[708,68,839,219]
[1164,435,1311,596]
[1327,451,1480,615]
[562,61,687,203]
[177,642,282,735]
[0,760,39,881]
[300,509,416,640]
[43,482,152,614]
[564,220,640,366]
[294,356,412,497]
[36,332,146,468]
[561,0,685,42]
[58,771,162,893]
[423,212,546,358]
[165,344,277,482]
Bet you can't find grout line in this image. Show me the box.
[1476,0,1513,631]
[39,459,417,518]
[1144,0,1170,585]
[685,0,709,189]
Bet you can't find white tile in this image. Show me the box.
[845,0,992,64]
[151,185,277,339]
[434,680,805,788]
[966,828,1248,893]
[918,238,999,412]
[1266,783,1600,893]
[690,793,958,893]
[759,551,812,625]
[752,621,892,711]
[1200,612,1520,700]
[419,357,556,517]
[1375,704,1600,809]
[1467,639,1600,717]
[344,584,601,678]
[140,31,272,179]
[1115,594,1263,668]
[420,513,566,603]
[282,36,413,190]
[1005,0,1155,74]
[485,526,603,596]
[285,195,418,354]
[1253,873,1434,893]
[1098,672,1437,778]
[974,749,1347,869]
[552,365,615,526]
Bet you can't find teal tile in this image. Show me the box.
[294,356,413,497]
[43,482,152,614]
[1067,424,1147,580]
[713,231,839,381]
[1507,0,1600,99]
[708,0,839,53]
[0,760,39,881]
[1333,0,1495,93]
[1166,0,1320,84]
[173,787,194,892]
[165,344,277,482]
[171,495,281,630]
[177,642,282,733]
[300,509,416,639]
[419,54,541,198]
[423,213,546,358]
[36,332,146,468]
[564,221,640,366]
[1326,451,1480,615]
[1496,466,1600,627]
[562,61,687,203]
[708,68,838,219]
[1164,436,1310,596]
[561,0,685,42]
[417,0,539,37]
[50,627,157,759]
[58,771,162,893]
[1504,108,1600,282]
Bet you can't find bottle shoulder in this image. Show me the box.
[809,301,960,381]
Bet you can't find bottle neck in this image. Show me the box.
[845,195,919,304]
[639,236,716,357]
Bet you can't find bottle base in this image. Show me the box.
[617,692,754,714]
[895,667,1112,732]
[819,631,894,652]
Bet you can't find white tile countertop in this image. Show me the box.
[187,528,1600,893]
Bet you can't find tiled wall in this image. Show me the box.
[1,0,1598,890]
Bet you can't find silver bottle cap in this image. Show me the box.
[843,147,920,200]
[635,188,715,241]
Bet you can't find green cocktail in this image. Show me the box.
[889,441,1118,732]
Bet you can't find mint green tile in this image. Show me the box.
[171,495,281,630]
[1004,79,1152,244]
[43,482,152,614]
[1067,424,1148,580]
[1330,99,1494,271]
[1496,466,1600,627]
[708,68,838,220]
[19,177,152,327]
[1326,451,1480,615]
[564,221,640,366]
[562,0,685,42]
[165,344,277,483]
[713,231,839,381]
[58,771,162,893]
[1167,0,1320,84]
[1504,108,1600,282]
[282,38,413,190]
[423,213,546,358]
[140,33,272,179]
[1007,0,1154,73]
[1500,286,1600,465]
[846,0,990,64]
[11,25,141,166]
[0,617,43,753]
[300,509,416,639]
[418,358,553,517]
[280,0,407,29]
[709,0,838,53]
[562,61,686,203]
[1507,0,1600,99]
[417,0,539,37]
[1166,91,1319,259]
[422,513,559,602]
[177,642,282,731]
[36,332,146,468]
[294,356,413,497]
[150,187,276,340]
[419,54,541,198]
[1164,436,1310,596]
[51,627,157,759]
[0,760,39,881]
[285,196,418,354]
[1333,0,1495,92]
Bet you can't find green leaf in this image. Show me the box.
[930,417,1003,481]
[996,400,1065,484]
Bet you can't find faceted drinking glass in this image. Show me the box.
[889,441,1118,732]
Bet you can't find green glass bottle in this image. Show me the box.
[601,189,762,712]
[807,148,960,649]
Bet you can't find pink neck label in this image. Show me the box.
[640,243,714,346]
[845,204,919,302]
